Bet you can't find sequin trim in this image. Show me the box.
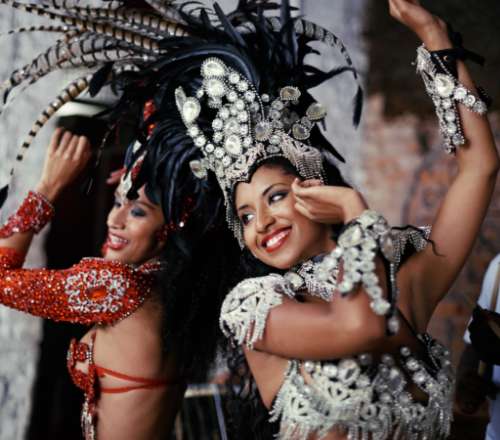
[0,191,54,238]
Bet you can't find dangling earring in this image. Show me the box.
[155,225,170,242]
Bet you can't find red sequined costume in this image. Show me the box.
[0,191,168,439]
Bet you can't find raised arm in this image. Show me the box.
[389,0,500,330]
[0,128,91,257]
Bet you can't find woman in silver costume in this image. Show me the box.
[162,0,498,438]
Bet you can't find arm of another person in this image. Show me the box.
[389,0,500,331]
[0,129,153,325]
[0,128,90,257]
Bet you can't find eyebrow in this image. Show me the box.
[135,200,156,210]
[236,182,288,212]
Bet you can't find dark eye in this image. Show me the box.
[131,207,146,217]
[269,191,287,204]
[240,212,254,226]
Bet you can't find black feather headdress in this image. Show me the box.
[0,0,363,231]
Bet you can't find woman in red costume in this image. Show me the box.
[0,123,237,439]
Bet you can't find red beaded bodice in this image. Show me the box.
[0,247,164,439]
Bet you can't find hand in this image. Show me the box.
[106,167,125,185]
[291,179,368,224]
[388,0,452,50]
[36,128,92,202]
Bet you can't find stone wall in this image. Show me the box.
[0,7,66,440]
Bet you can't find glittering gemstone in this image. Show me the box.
[189,160,207,179]
[338,359,360,385]
[292,123,310,140]
[444,111,456,122]
[202,59,225,77]
[194,136,206,147]
[442,98,452,109]
[446,122,457,134]
[222,155,232,167]
[244,90,256,102]
[434,74,455,98]
[266,145,280,154]
[188,126,199,137]
[220,107,230,119]
[285,272,304,290]
[205,143,215,153]
[358,353,372,366]
[269,134,280,145]
[205,78,226,99]
[212,118,223,130]
[243,137,252,147]
[254,122,272,141]
[224,118,240,134]
[236,112,248,123]
[387,367,405,393]
[270,109,282,120]
[228,91,238,102]
[240,125,249,135]
[400,347,411,357]
[413,371,426,384]
[280,86,301,101]
[339,280,353,292]
[229,72,240,84]
[196,88,205,99]
[323,364,338,378]
[381,354,394,365]
[464,94,476,107]
[181,98,201,124]
[261,94,270,103]
[388,316,399,334]
[356,374,371,387]
[271,100,285,111]
[304,361,315,373]
[406,358,419,371]
[237,81,249,92]
[214,147,225,159]
[338,225,363,248]
[250,102,260,112]
[306,102,327,121]
[452,133,464,146]
[370,299,390,315]
[224,134,242,156]
[453,86,467,101]
[213,132,223,142]
[473,101,487,114]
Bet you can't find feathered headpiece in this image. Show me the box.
[0,0,363,241]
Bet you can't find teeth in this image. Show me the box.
[109,235,128,245]
[266,230,289,248]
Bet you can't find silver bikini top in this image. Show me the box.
[219,227,454,440]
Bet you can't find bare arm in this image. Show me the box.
[0,128,91,256]
[389,0,500,330]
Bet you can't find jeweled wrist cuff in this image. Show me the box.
[316,210,400,334]
[0,190,55,238]
[416,45,489,154]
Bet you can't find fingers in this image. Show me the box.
[294,201,314,220]
[48,127,65,154]
[74,136,91,162]
[107,168,126,185]
[64,134,80,159]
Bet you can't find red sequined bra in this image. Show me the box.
[0,247,167,439]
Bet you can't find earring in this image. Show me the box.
[155,225,170,242]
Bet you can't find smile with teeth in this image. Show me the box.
[263,228,291,252]
[107,233,129,250]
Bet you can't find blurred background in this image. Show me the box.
[0,0,498,439]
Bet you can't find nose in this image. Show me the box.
[255,205,275,233]
[107,204,127,230]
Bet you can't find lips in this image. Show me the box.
[106,233,129,251]
[262,227,291,253]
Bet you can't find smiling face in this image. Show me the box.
[103,186,166,265]
[235,163,334,270]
